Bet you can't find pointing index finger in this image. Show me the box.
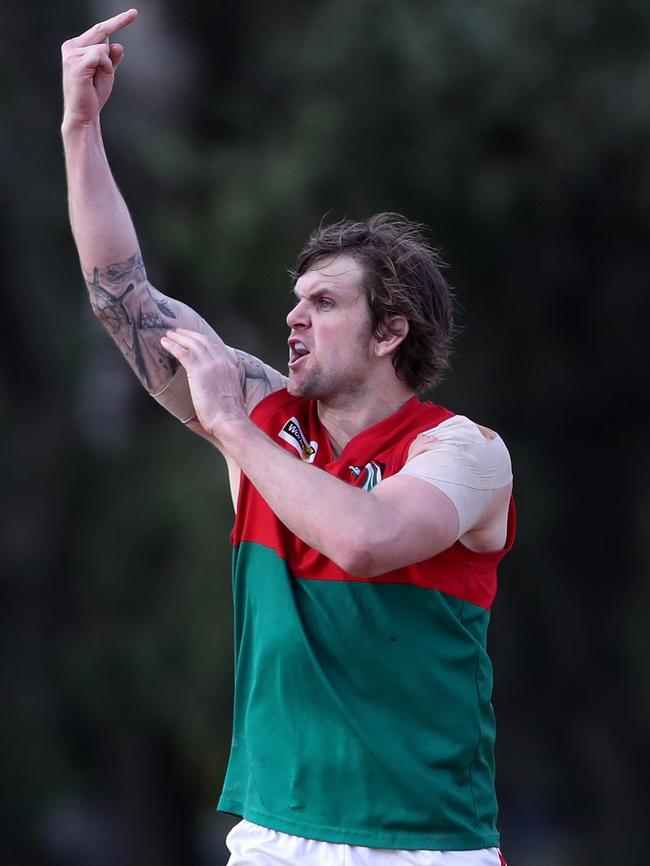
[73,8,138,48]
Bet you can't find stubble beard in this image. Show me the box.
[287,365,329,400]
[287,360,369,404]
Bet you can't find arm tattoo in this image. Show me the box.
[85,251,179,392]
[237,350,287,412]
[238,351,273,396]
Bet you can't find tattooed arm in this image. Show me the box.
[85,252,286,421]
[61,12,284,426]
[84,251,181,394]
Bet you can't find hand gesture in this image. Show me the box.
[61,9,138,127]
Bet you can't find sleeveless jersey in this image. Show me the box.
[218,391,516,850]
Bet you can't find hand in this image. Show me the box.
[160,329,248,441]
[61,9,138,128]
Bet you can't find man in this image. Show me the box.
[62,10,513,866]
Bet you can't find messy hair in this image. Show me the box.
[293,213,455,391]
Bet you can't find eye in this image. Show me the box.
[318,297,334,310]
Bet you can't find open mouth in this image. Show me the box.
[288,339,310,368]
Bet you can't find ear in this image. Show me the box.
[373,316,409,358]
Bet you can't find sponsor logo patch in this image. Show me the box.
[278,417,319,462]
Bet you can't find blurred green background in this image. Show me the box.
[2,1,649,864]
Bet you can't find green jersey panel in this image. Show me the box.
[218,542,500,850]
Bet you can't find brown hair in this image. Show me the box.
[293,212,455,391]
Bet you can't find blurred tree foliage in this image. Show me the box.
[1,0,649,864]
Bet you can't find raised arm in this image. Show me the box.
[61,9,285,426]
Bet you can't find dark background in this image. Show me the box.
[2,1,649,864]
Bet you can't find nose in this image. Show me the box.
[287,298,310,330]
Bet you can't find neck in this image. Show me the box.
[317,381,415,456]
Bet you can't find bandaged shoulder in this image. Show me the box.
[399,415,513,536]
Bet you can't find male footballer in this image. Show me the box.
[62,10,514,865]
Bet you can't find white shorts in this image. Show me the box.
[226,819,507,865]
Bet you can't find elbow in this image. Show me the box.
[332,531,382,579]
[88,295,103,318]
[89,292,119,324]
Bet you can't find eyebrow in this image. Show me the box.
[292,283,343,301]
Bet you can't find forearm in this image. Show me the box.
[60,14,191,396]
[216,418,382,575]
[62,116,181,392]
[62,116,139,272]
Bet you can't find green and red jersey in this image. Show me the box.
[218,390,515,850]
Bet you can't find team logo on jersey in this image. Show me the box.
[348,461,385,491]
[278,417,319,462]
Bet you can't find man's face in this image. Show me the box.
[286,254,376,402]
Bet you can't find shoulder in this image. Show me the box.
[398,414,513,546]
[403,414,512,489]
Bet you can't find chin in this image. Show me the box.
[287,374,321,400]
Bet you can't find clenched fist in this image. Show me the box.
[61,9,138,128]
